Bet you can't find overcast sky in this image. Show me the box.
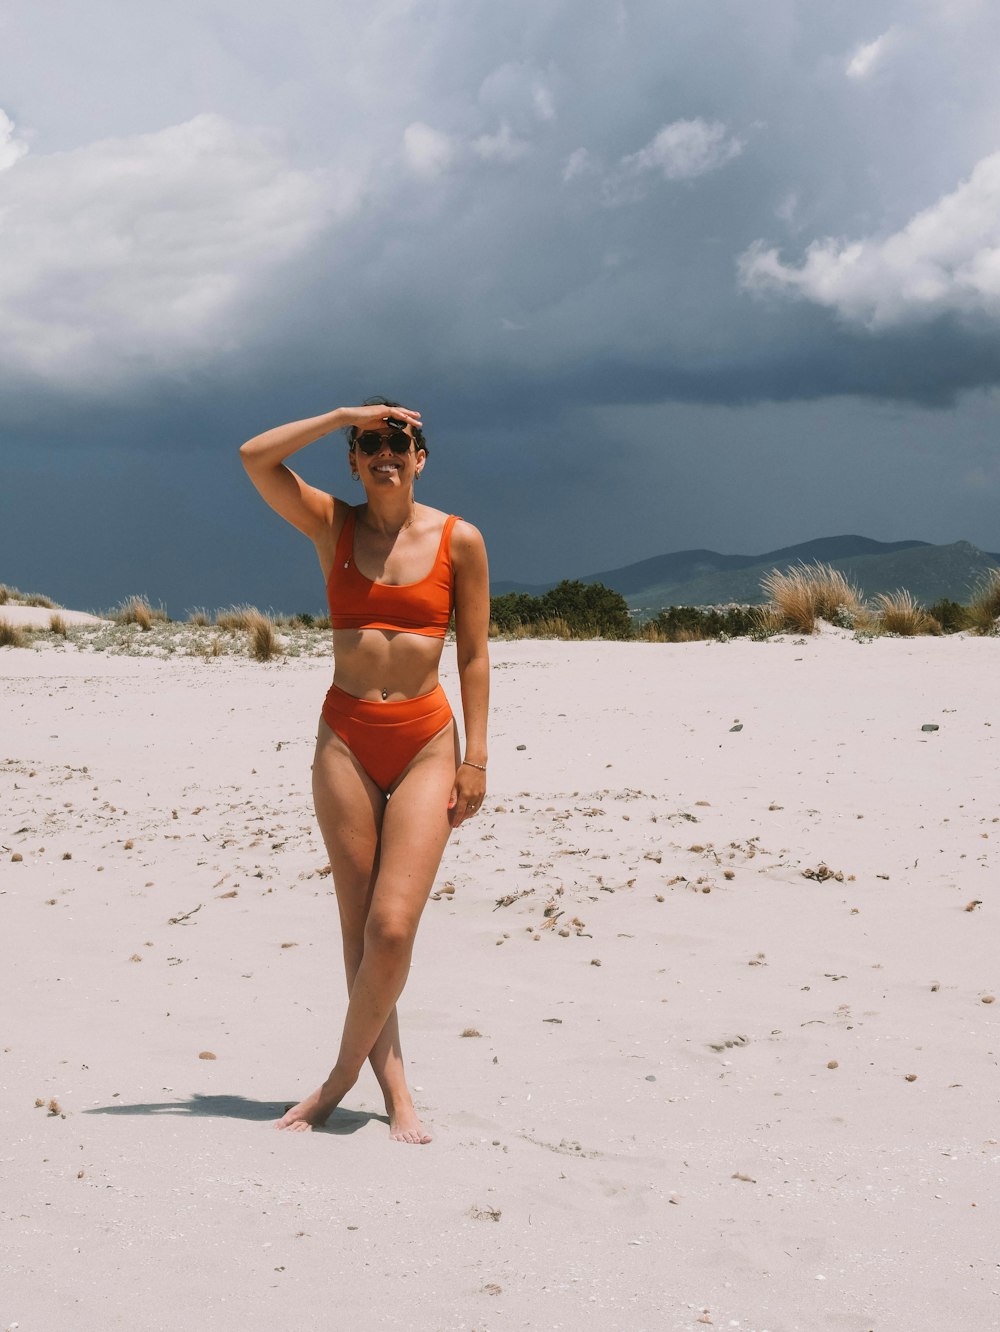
[2,0,999,615]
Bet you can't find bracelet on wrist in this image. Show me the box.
[461,759,487,771]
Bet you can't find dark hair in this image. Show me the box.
[346,396,428,455]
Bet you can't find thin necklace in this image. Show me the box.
[344,508,415,569]
[362,507,416,538]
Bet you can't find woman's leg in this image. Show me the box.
[276,721,384,1130]
[310,722,414,1122]
[326,723,457,1141]
[276,719,456,1137]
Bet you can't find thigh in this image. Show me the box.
[371,722,458,935]
[312,718,385,932]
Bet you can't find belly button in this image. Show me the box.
[381,687,388,701]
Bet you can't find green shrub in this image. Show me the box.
[488,592,541,633]
[490,581,633,639]
[642,605,762,642]
[925,599,972,634]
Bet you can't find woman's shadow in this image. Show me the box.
[85,1093,386,1134]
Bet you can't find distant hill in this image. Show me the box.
[491,535,1000,610]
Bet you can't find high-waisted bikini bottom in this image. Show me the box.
[320,682,454,793]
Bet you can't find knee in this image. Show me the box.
[364,911,414,959]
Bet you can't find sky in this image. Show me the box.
[2,0,1000,616]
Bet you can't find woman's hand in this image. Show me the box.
[342,404,422,432]
[448,763,487,828]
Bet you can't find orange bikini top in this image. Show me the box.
[327,508,459,638]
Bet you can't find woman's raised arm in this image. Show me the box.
[239,403,423,539]
[239,408,347,539]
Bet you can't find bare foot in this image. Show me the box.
[388,1102,432,1145]
[275,1070,356,1132]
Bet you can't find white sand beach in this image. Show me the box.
[2,628,998,1331]
[0,605,108,627]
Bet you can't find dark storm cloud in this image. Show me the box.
[2,1,999,608]
[5,0,1000,418]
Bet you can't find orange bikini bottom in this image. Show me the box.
[320,683,453,793]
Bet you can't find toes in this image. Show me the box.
[391,1127,432,1144]
[276,1109,314,1131]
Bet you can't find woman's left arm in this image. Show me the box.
[450,520,491,827]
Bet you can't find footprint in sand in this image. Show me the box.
[708,1034,750,1052]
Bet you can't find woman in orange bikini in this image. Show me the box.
[240,398,489,1143]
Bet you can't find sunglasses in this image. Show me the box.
[354,430,413,457]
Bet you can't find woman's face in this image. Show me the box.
[351,424,425,487]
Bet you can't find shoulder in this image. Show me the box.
[450,518,487,578]
[450,517,485,551]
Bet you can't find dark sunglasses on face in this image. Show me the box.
[354,430,413,457]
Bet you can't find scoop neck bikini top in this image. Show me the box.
[326,507,459,638]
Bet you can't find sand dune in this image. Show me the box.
[2,630,997,1330]
[0,604,107,627]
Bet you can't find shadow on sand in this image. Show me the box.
[84,1093,386,1134]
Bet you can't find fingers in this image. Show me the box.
[384,407,422,429]
[345,404,423,429]
[448,781,485,828]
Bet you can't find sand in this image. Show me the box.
[2,628,998,1331]
[0,605,108,627]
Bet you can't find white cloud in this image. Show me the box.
[775,190,800,227]
[472,121,530,164]
[562,147,593,183]
[0,108,29,172]
[532,84,556,123]
[601,117,744,204]
[478,61,555,125]
[739,151,1000,328]
[621,118,744,182]
[402,121,454,178]
[846,30,895,80]
[0,113,342,388]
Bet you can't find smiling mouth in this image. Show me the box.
[372,463,401,473]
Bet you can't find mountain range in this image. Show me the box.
[491,536,1000,611]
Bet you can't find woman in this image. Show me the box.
[240,399,489,1143]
